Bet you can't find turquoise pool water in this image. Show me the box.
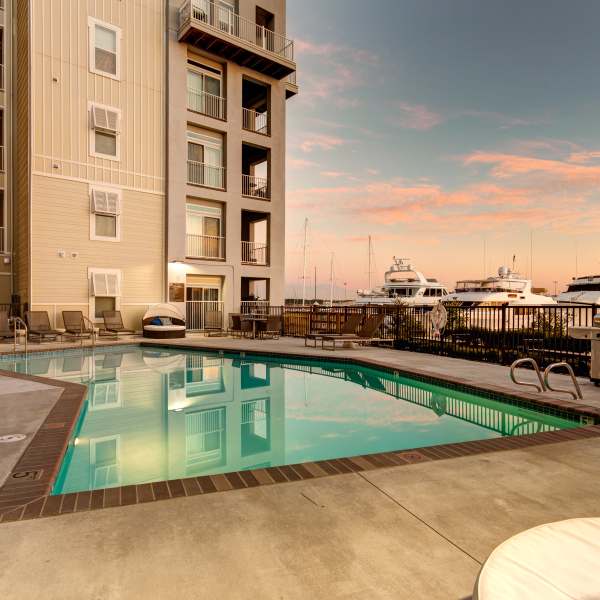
[0,346,579,494]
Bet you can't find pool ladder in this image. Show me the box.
[8,316,28,356]
[510,358,583,401]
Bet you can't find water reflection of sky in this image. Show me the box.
[0,347,578,494]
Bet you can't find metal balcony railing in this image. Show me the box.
[186,300,224,331]
[187,88,226,120]
[242,108,269,135]
[240,300,270,315]
[286,72,296,85]
[242,174,269,199]
[241,241,268,265]
[187,160,226,189]
[180,0,294,61]
[186,234,224,259]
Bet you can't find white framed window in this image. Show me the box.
[90,436,121,489]
[89,102,121,161]
[89,267,122,322]
[90,186,121,241]
[90,381,122,411]
[88,17,121,80]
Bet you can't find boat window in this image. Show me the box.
[566,283,600,292]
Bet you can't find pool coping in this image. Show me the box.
[1,342,599,524]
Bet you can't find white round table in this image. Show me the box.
[475,518,600,599]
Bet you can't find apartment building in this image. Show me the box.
[2,0,295,331]
[167,0,296,329]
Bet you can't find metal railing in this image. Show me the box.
[180,0,295,61]
[286,72,297,85]
[0,65,4,92]
[9,317,28,355]
[187,160,226,189]
[241,241,268,265]
[186,300,224,331]
[0,146,4,172]
[186,234,224,259]
[240,301,270,315]
[0,227,6,254]
[242,174,269,199]
[242,108,269,135]
[187,88,226,120]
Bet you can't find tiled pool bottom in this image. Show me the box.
[0,346,582,497]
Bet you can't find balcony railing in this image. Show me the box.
[187,88,226,120]
[242,108,269,135]
[242,174,269,199]
[241,241,268,265]
[240,300,270,315]
[180,0,294,62]
[186,300,224,331]
[187,160,226,189]
[0,146,4,172]
[286,72,296,85]
[0,65,4,92]
[186,234,224,259]
[0,227,5,254]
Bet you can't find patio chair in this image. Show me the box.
[257,315,282,339]
[321,314,385,350]
[0,311,13,342]
[305,313,362,347]
[62,310,94,339]
[100,311,135,337]
[228,314,252,338]
[26,311,62,343]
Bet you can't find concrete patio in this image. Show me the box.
[0,436,599,599]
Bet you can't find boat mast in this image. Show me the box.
[301,218,308,306]
[329,253,334,306]
[368,235,372,290]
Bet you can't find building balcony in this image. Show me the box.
[241,241,268,266]
[187,160,226,190]
[186,234,224,260]
[178,0,296,80]
[285,72,298,99]
[188,88,226,120]
[242,108,269,135]
[242,174,269,199]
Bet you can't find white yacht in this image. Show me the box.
[557,275,600,305]
[356,258,449,305]
[444,266,556,307]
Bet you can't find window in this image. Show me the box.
[90,187,121,241]
[186,203,223,258]
[89,18,121,79]
[90,103,120,160]
[187,60,224,119]
[90,381,121,410]
[89,268,121,321]
[90,436,120,488]
[187,129,224,189]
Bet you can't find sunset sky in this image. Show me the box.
[284,0,600,299]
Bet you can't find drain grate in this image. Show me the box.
[0,434,27,443]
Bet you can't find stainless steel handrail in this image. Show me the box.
[81,315,97,349]
[9,316,28,355]
[543,362,584,401]
[510,358,546,393]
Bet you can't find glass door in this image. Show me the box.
[217,1,235,35]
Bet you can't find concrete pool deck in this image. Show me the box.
[1,336,599,598]
[0,436,599,599]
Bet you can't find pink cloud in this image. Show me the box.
[287,157,318,170]
[299,134,347,153]
[394,103,444,131]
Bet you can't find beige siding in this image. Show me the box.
[30,0,165,193]
[31,174,164,307]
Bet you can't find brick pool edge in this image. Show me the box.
[1,348,600,524]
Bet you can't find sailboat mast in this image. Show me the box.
[368,235,372,290]
[301,218,308,306]
[329,253,334,306]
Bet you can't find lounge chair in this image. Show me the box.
[0,311,13,342]
[62,310,94,339]
[321,314,385,350]
[142,304,186,339]
[304,313,362,347]
[26,311,62,343]
[100,311,135,337]
[257,315,282,339]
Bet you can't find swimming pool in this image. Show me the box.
[0,346,580,495]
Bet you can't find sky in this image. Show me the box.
[284,0,600,299]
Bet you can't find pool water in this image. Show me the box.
[0,346,579,494]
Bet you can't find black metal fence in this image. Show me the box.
[269,304,597,376]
